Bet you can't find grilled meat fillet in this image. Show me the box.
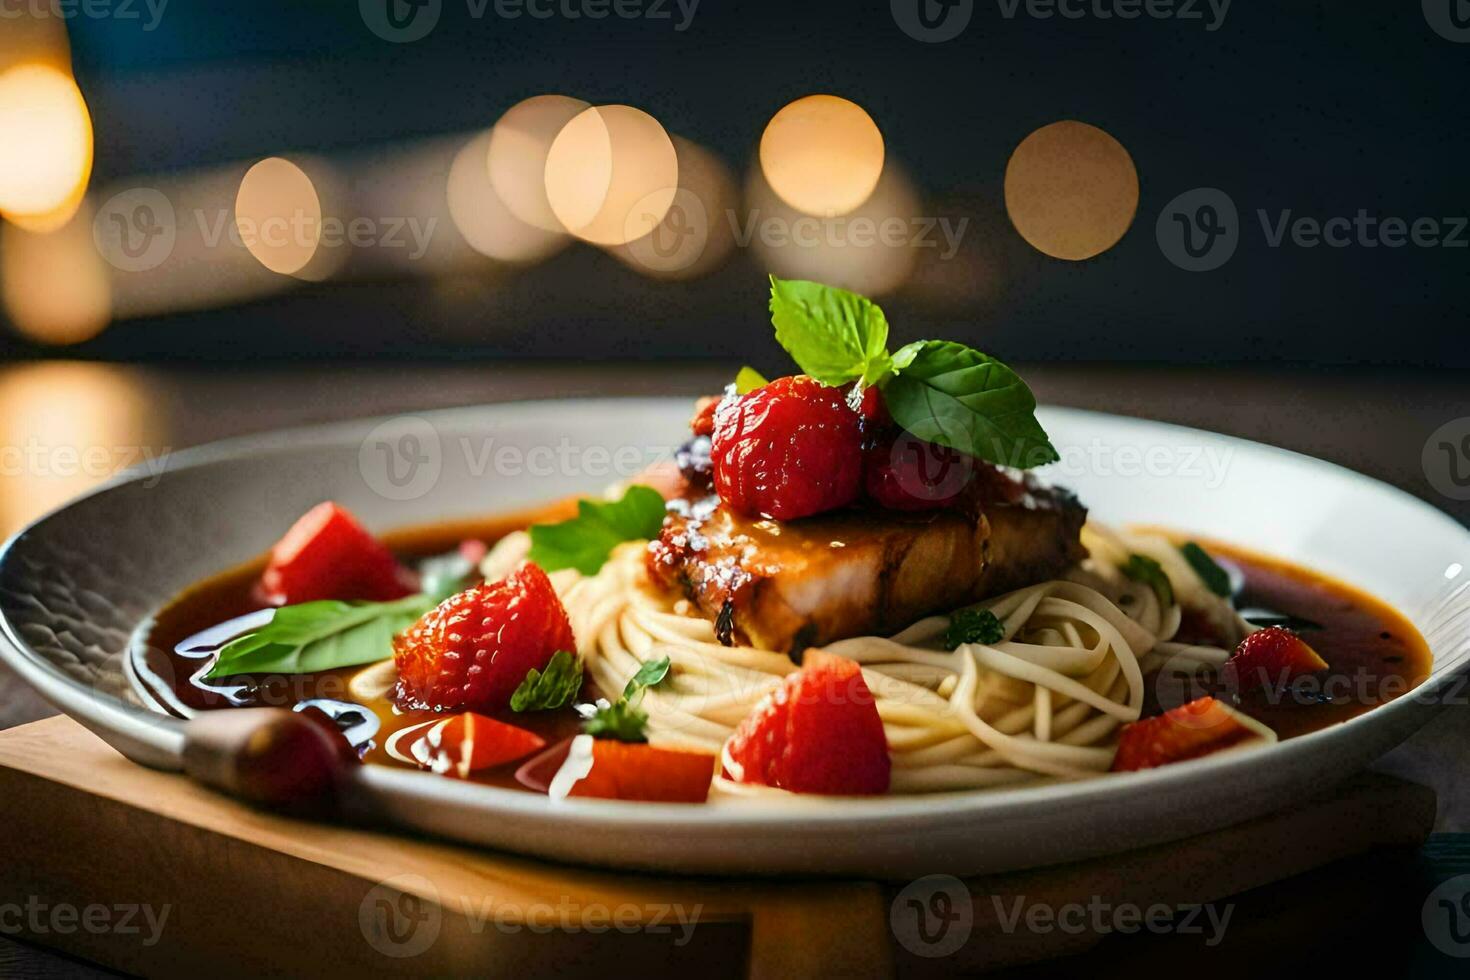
[647,467,1086,653]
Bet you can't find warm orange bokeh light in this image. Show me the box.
[447,129,567,264]
[0,64,94,222]
[543,105,678,246]
[489,94,590,233]
[1,206,112,345]
[759,95,885,218]
[1004,120,1139,261]
[235,157,323,276]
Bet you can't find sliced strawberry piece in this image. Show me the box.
[564,740,716,803]
[415,712,546,779]
[259,502,415,605]
[393,562,575,713]
[863,431,975,511]
[1221,626,1329,694]
[1111,696,1264,772]
[726,654,890,795]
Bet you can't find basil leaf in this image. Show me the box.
[623,655,671,701]
[1179,542,1232,598]
[527,484,668,576]
[883,340,1059,469]
[205,593,433,678]
[768,276,893,387]
[734,366,768,395]
[1121,554,1175,607]
[510,650,584,712]
[582,699,649,743]
[943,608,1004,649]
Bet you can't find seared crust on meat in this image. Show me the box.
[647,466,1086,654]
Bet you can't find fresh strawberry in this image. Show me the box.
[863,431,975,510]
[726,654,890,795]
[1111,696,1261,772]
[855,383,889,425]
[1221,626,1328,694]
[415,712,546,779]
[711,375,863,520]
[259,502,415,605]
[567,740,716,803]
[393,562,575,713]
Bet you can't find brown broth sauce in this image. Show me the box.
[137,512,1432,792]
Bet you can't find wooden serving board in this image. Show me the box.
[0,717,1437,978]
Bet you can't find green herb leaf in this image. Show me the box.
[882,340,1059,469]
[1121,554,1175,607]
[582,699,649,743]
[1179,542,1232,598]
[623,655,671,701]
[734,366,769,395]
[943,608,1005,650]
[510,650,584,712]
[527,484,668,576]
[205,593,433,678]
[582,654,671,742]
[768,276,893,387]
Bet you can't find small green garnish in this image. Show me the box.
[765,276,1057,469]
[583,655,671,743]
[510,650,584,712]
[582,699,650,742]
[734,365,768,395]
[943,608,1005,649]
[527,484,667,576]
[1121,554,1175,607]
[623,655,671,698]
[1179,541,1232,598]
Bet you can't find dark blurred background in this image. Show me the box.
[0,1,1465,364]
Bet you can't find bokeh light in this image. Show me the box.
[610,136,738,280]
[488,94,590,233]
[0,363,159,534]
[758,94,885,217]
[1003,120,1139,261]
[543,104,678,246]
[235,157,323,276]
[447,129,567,263]
[1,204,111,345]
[0,64,93,224]
[746,159,921,297]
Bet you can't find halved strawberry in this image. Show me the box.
[1221,626,1328,694]
[725,654,890,795]
[1111,696,1263,772]
[416,712,546,779]
[566,740,716,803]
[393,562,575,713]
[259,502,415,605]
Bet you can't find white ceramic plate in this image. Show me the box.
[1,400,1466,878]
